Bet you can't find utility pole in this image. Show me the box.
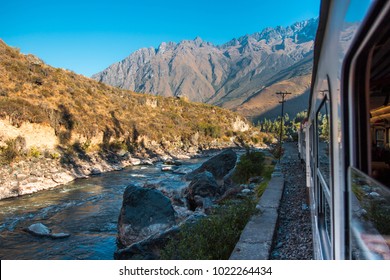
[276,91,291,160]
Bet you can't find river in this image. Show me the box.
[0,157,206,260]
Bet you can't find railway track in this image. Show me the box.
[270,142,314,260]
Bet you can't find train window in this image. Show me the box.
[316,94,333,258]
[317,97,331,188]
[346,2,390,259]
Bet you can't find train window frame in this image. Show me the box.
[315,91,333,259]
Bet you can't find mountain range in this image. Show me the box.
[92,18,319,121]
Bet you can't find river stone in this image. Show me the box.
[90,168,102,175]
[50,233,71,239]
[129,158,141,166]
[117,184,176,248]
[26,223,51,236]
[185,149,237,182]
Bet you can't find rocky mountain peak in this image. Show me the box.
[92,18,319,119]
[157,41,177,54]
[193,36,204,46]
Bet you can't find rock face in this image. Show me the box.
[92,19,318,118]
[117,184,177,248]
[185,149,237,182]
[185,171,218,211]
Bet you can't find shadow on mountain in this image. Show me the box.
[252,88,310,122]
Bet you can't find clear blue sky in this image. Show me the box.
[0,0,320,77]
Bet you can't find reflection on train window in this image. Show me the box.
[369,33,390,187]
[324,197,332,244]
[317,97,331,188]
[350,168,390,259]
[316,95,332,258]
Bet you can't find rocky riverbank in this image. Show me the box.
[114,148,266,260]
[0,141,253,201]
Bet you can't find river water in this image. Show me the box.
[0,158,205,260]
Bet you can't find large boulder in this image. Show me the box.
[185,171,218,210]
[115,226,180,260]
[185,149,237,183]
[115,213,206,260]
[117,184,177,248]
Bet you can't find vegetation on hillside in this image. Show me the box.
[0,40,267,163]
[257,110,307,141]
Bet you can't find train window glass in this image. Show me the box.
[387,128,390,145]
[367,23,390,187]
[350,167,390,259]
[324,196,332,244]
[374,129,385,148]
[347,4,390,260]
[317,97,331,188]
[310,125,315,180]
[316,95,333,258]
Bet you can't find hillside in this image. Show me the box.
[92,19,318,120]
[0,39,265,199]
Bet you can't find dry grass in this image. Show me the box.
[0,39,262,156]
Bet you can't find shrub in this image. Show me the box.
[255,181,268,197]
[108,140,127,152]
[197,122,222,138]
[50,151,61,160]
[161,198,257,260]
[0,139,19,164]
[28,146,41,158]
[232,150,265,183]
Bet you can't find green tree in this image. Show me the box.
[321,115,330,142]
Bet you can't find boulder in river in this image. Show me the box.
[185,171,218,210]
[117,184,177,248]
[115,226,180,260]
[185,149,237,182]
[115,213,206,260]
[26,223,51,236]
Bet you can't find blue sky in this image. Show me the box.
[0,0,320,77]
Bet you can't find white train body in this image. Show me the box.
[299,0,390,259]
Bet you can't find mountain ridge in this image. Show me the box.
[92,18,319,120]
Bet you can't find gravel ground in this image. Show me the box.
[270,142,314,260]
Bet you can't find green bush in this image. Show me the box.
[161,198,257,260]
[232,150,265,183]
[28,146,41,158]
[255,181,268,197]
[0,139,19,164]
